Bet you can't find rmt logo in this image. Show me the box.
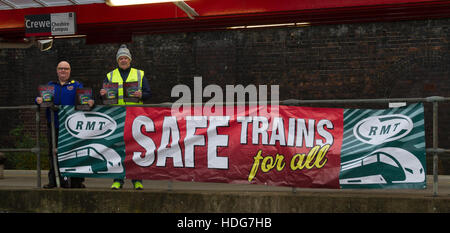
[353,114,413,145]
[65,112,117,139]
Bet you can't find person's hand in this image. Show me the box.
[36,97,43,104]
[100,89,106,96]
[133,90,142,98]
[88,99,94,108]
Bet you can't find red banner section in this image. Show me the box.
[124,105,343,188]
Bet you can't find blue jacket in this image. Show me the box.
[38,80,83,128]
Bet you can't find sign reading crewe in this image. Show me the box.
[57,103,426,189]
[25,12,76,37]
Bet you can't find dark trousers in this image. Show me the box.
[47,124,84,188]
[46,124,59,186]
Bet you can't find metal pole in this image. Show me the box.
[50,108,60,188]
[88,96,450,108]
[168,180,173,192]
[0,105,38,110]
[432,101,438,196]
[35,106,41,188]
[0,149,36,152]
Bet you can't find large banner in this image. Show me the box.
[339,103,426,189]
[57,103,425,189]
[58,106,126,178]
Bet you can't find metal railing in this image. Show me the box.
[0,105,41,188]
[278,96,450,196]
[0,96,449,195]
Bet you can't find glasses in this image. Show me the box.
[57,67,70,71]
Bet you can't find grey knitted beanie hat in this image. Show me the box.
[116,44,132,61]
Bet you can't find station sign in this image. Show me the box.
[25,12,76,37]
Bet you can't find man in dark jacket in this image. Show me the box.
[36,61,94,188]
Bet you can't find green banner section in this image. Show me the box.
[57,105,126,179]
[340,103,426,189]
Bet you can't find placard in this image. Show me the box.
[75,88,92,111]
[38,85,55,107]
[123,82,140,103]
[102,83,118,105]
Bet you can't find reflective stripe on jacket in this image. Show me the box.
[106,68,144,105]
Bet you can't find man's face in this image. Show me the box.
[56,61,71,83]
[118,56,131,70]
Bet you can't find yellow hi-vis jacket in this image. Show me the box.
[106,68,144,105]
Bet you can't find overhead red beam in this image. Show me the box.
[0,3,185,30]
[1,0,445,29]
[1,0,450,42]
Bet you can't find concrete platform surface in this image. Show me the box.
[0,170,449,213]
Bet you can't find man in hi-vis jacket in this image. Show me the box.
[100,44,151,190]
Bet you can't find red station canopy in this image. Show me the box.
[1,0,450,43]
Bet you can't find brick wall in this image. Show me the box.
[1,18,449,173]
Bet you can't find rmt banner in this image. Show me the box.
[57,103,426,189]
